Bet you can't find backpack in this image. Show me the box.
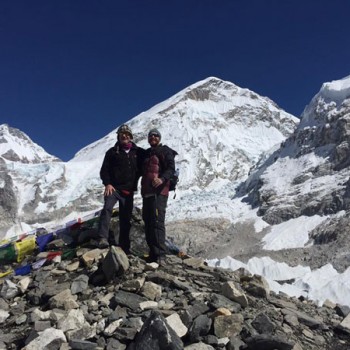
[169,167,179,192]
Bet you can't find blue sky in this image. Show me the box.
[1,0,349,161]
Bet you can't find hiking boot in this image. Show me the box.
[99,238,110,249]
[144,255,157,264]
[157,256,166,267]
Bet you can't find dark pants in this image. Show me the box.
[142,194,169,259]
[98,191,134,252]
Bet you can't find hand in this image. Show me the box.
[152,177,163,188]
[104,184,115,196]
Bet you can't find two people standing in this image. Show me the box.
[96,125,176,264]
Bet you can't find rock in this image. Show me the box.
[49,289,79,310]
[130,311,183,349]
[221,281,248,308]
[244,334,295,350]
[184,343,215,349]
[23,328,66,350]
[17,276,32,293]
[0,310,10,323]
[71,274,89,294]
[281,308,323,329]
[66,260,80,272]
[57,309,86,332]
[68,339,99,350]
[337,313,350,334]
[335,304,350,317]
[103,319,123,336]
[81,249,104,267]
[112,290,148,311]
[141,281,162,300]
[213,314,244,338]
[0,279,19,299]
[210,293,241,313]
[139,301,158,310]
[251,313,275,334]
[189,314,212,342]
[0,244,349,350]
[122,277,145,292]
[240,274,270,298]
[102,246,129,282]
[227,336,246,350]
[34,320,51,332]
[211,307,232,318]
[180,301,210,327]
[183,257,206,268]
[166,312,188,337]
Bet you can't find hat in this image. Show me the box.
[148,128,161,139]
[117,124,133,139]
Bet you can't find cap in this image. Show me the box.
[148,128,161,139]
[117,124,133,139]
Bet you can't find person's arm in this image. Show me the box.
[100,151,115,195]
[160,148,175,182]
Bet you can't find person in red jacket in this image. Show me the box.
[141,128,177,265]
[95,124,143,252]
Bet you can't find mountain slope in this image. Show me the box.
[0,77,298,237]
[240,75,350,224]
[0,124,60,164]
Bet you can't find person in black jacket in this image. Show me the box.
[141,128,177,265]
[95,124,143,252]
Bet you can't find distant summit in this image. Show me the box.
[0,124,61,164]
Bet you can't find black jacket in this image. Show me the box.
[100,142,143,191]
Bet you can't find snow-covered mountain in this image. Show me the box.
[240,75,350,226]
[2,75,350,308]
[0,124,60,164]
[0,77,298,237]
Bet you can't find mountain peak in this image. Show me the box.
[0,124,61,164]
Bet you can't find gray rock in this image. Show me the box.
[210,293,241,313]
[71,275,89,294]
[281,308,323,329]
[213,314,244,338]
[112,290,148,311]
[244,334,295,350]
[189,314,212,342]
[251,313,275,334]
[0,279,19,299]
[0,310,10,324]
[227,336,246,350]
[335,304,350,317]
[221,281,248,308]
[34,320,52,332]
[184,343,215,350]
[23,327,66,350]
[68,339,99,349]
[130,311,183,350]
[141,281,162,301]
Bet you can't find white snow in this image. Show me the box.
[262,215,327,250]
[319,75,350,104]
[208,256,350,308]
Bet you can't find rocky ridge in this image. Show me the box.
[0,215,350,350]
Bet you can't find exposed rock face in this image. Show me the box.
[239,77,350,229]
[0,243,349,349]
[0,169,18,230]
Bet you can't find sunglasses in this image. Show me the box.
[148,134,160,138]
